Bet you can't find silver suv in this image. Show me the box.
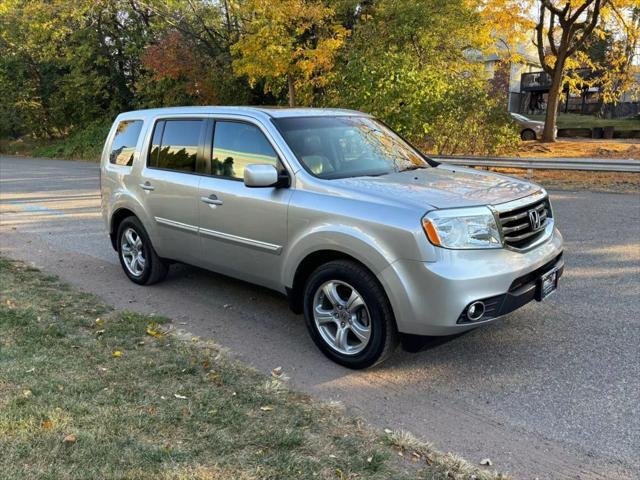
[101,107,564,368]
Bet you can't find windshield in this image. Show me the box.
[511,113,529,122]
[272,116,429,179]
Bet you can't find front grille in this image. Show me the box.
[498,196,551,250]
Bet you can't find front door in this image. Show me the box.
[198,120,291,289]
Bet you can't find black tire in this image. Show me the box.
[303,260,398,369]
[521,128,537,141]
[116,216,168,285]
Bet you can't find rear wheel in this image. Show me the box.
[521,128,537,141]
[117,216,168,285]
[303,260,398,369]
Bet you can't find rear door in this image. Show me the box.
[197,119,292,289]
[139,118,206,264]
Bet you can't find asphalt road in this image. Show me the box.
[1,156,639,479]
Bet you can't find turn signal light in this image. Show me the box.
[422,219,441,246]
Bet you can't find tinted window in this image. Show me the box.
[211,122,278,179]
[110,120,143,166]
[150,120,203,173]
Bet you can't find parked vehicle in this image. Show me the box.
[101,107,564,368]
[510,112,556,140]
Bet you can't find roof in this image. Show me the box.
[117,106,368,120]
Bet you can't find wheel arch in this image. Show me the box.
[109,208,137,250]
[286,248,394,315]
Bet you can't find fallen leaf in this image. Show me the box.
[259,406,273,411]
[271,366,283,377]
[366,456,373,463]
[22,389,32,398]
[112,351,122,358]
[146,323,165,338]
[41,419,53,429]
[328,454,337,458]
[174,393,187,400]
[25,368,35,373]
[95,318,104,327]
[480,458,493,466]
[63,434,76,444]
[95,329,105,336]
[383,428,392,434]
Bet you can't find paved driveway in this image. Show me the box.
[1,156,639,479]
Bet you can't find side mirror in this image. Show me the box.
[244,164,282,188]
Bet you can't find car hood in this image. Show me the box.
[329,165,542,210]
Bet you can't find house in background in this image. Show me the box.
[519,70,639,118]
[478,41,639,118]
[479,41,542,113]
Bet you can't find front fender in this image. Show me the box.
[282,224,396,289]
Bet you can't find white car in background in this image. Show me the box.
[510,113,556,141]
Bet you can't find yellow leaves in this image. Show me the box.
[259,405,273,412]
[112,351,122,358]
[232,0,347,104]
[145,322,166,338]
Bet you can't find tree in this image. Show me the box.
[327,0,519,155]
[534,0,608,141]
[231,0,348,107]
[593,5,640,116]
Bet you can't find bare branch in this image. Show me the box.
[547,10,558,56]
[536,3,553,74]
[567,0,603,57]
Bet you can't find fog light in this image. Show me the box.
[467,301,485,321]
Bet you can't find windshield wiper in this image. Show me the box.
[398,164,425,172]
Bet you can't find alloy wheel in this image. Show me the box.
[312,280,371,355]
[120,227,146,277]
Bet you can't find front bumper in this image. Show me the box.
[379,227,564,336]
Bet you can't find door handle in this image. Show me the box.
[201,194,223,206]
[139,182,154,191]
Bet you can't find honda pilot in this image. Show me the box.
[101,107,564,368]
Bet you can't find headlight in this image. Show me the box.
[422,207,502,249]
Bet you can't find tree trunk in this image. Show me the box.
[542,61,565,142]
[287,73,296,107]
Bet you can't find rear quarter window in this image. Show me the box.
[109,120,143,166]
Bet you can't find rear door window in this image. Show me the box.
[149,119,204,173]
[110,120,143,166]
[211,121,279,179]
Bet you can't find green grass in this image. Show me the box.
[0,121,110,161]
[0,257,507,480]
[528,113,640,130]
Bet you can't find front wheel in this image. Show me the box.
[303,260,398,369]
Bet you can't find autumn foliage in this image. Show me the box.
[0,0,637,153]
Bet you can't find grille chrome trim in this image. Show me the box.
[493,191,554,251]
